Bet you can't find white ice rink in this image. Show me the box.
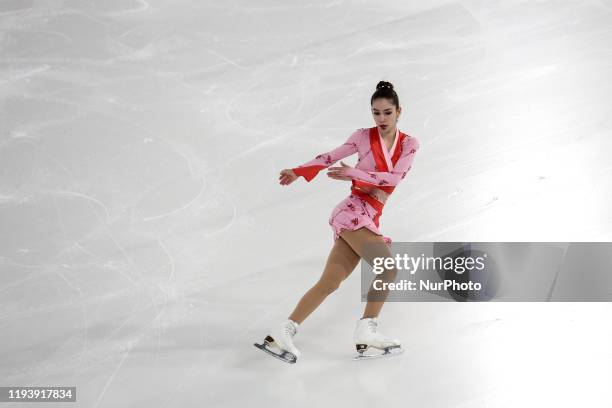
[1,1,612,407]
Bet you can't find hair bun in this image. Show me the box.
[371,80,399,108]
[376,81,394,91]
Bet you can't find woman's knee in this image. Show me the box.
[314,276,343,296]
[377,266,398,283]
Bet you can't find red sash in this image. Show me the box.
[350,127,407,226]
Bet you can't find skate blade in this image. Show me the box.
[353,345,403,361]
[254,336,297,364]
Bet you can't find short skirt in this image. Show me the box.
[328,194,392,246]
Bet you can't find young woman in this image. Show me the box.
[255,81,420,363]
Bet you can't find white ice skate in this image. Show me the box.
[254,319,301,364]
[353,317,403,360]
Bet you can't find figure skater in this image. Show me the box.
[254,81,420,363]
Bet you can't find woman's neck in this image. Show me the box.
[380,126,397,139]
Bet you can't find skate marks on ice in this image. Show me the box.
[253,335,297,364]
[353,344,404,361]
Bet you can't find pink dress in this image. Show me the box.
[292,127,420,246]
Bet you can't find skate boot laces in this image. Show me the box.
[284,320,297,337]
[368,319,377,332]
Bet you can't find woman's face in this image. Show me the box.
[371,98,401,132]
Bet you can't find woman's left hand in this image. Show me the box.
[327,161,353,181]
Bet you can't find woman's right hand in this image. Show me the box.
[279,169,298,185]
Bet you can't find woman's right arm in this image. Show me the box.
[287,129,362,183]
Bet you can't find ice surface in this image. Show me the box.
[1,1,611,407]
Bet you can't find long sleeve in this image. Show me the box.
[292,129,361,182]
[345,136,419,187]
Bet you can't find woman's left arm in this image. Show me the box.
[339,137,419,187]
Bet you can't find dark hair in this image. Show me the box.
[370,81,399,109]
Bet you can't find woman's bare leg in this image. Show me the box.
[288,236,360,324]
[339,227,397,318]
